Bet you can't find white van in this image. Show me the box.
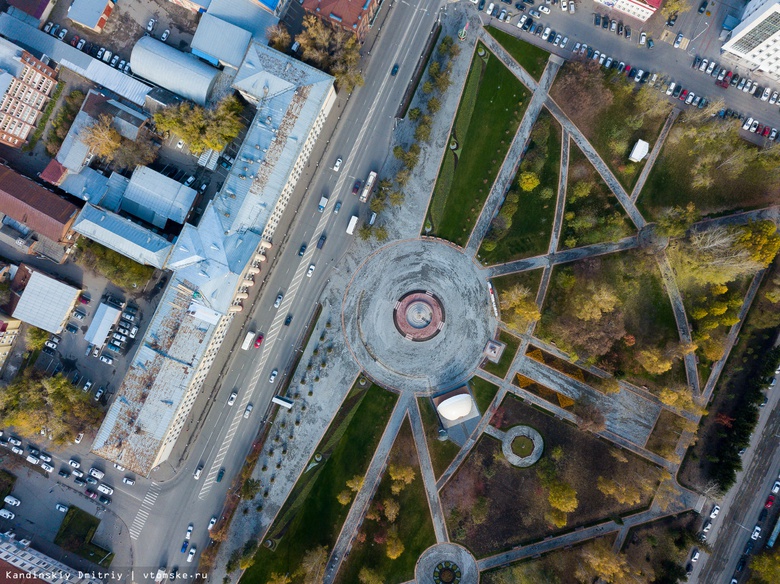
[88,467,105,480]
[25,455,39,465]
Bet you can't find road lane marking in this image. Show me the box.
[129,482,161,539]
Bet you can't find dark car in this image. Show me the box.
[692,56,701,69]
[736,557,746,572]
[181,541,189,553]
[744,540,754,555]
[479,0,485,8]
[759,508,768,521]
[667,13,678,26]
[352,180,361,195]
[617,22,624,36]
[58,469,70,478]
[98,494,111,505]
[284,314,293,326]
[298,243,306,256]
[216,468,225,482]
[391,64,399,76]
[672,84,683,98]
[594,14,601,26]
[625,26,631,40]
[317,234,327,249]
[699,0,708,13]
[602,17,609,29]
[522,0,535,4]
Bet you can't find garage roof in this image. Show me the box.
[12,271,79,333]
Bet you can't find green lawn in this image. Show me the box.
[481,329,521,379]
[244,384,397,582]
[560,142,634,249]
[427,43,529,246]
[486,26,550,81]
[54,507,113,567]
[0,470,15,500]
[472,376,500,412]
[479,109,560,264]
[419,397,462,479]
[638,121,778,219]
[335,419,436,584]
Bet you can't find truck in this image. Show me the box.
[346,215,359,235]
[359,171,377,203]
[317,195,328,212]
[241,331,255,350]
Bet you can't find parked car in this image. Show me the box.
[710,505,720,519]
[161,29,170,42]
[639,32,647,45]
[57,28,67,41]
[147,18,156,32]
[752,525,762,540]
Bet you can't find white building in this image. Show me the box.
[593,0,661,23]
[722,0,780,79]
[0,531,102,584]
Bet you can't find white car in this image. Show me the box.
[176,139,184,149]
[45,340,58,350]
[227,391,237,406]
[691,549,700,562]
[41,462,54,473]
[761,87,772,101]
[99,355,113,365]
[333,157,342,171]
[83,380,93,393]
[674,33,683,48]
[11,446,23,455]
[269,369,278,383]
[74,433,84,444]
[89,467,105,480]
[772,481,780,494]
[752,525,762,540]
[8,437,21,447]
[561,0,568,9]
[193,465,203,480]
[161,29,170,42]
[0,509,15,520]
[4,496,20,507]
[709,505,720,519]
[244,404,253,419]
[187,546,196,563]
[743,117,754,131]
[771,91,779,105]
[123,477,136,485]
[639,31,647,45]
[97,484,114,495]
[208,516,217,530]
[185,524,193,540]
[68,459,81,468]
[274,293,284,308]
[147,18,156,32]
[539,5,550,14]
[517,15,527,28]
[56,504,68,513]
[71,468,84,478]
[306,263,316,278]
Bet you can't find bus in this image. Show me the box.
[346,215,359,235]
[241,331,255,350]
[359,171,377,202]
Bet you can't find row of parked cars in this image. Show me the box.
[42,21,132,75]
[692,55,779,104]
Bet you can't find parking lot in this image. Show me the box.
[484,0,780,142]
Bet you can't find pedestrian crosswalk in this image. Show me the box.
[129,482,160,540]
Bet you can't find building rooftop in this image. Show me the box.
[191,13,252,68]
[129,36,219,105]
[206,0,278,40]
[11,269,79,333]
[72,204,173,269]
[302,0,371,34]
[7,0,51,19]
[0,12,152,105]
[91,280,222,475]
[0,35,25,76]
[0,164,79,242]
[121,167,197,228]
[84,301,121,346]
[67,0,110,29]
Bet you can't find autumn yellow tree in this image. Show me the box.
[294,545,328,583]
[358,567,383,584]
[267,24,291,52]
[80,114,121,160]
[575,539,641,583]
[389,464,416,495]
[385,527,405,560]
[597,476,642,505]
[752,547,780,583]
[499,284,541,330]
[266,573,291,584]
[383,498,400,522]
[519,171,540,192]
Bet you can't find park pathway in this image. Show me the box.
[545,99,647,230]
[654,253,701,394]
[487,235,639,277]
[547,131,570,254]
[408,399,449,543]
[324,392,412,584]
[630,108,680,203]
[693,205,780,230]
[465,58,561,257]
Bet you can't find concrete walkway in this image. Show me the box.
[409,399,449,543]
[324,392,412,583]
[545,99,647,230]
[548,131,570,254]
[465,58,561,257]
[654,252,701,394]
[630,108,680,203]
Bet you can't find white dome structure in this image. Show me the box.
[436,394,474,421]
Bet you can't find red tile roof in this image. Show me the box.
[0,165,78,242]
[0,558,46,584]
[644,0,663,8]
[39,159,67,186]
[302,0,376,38]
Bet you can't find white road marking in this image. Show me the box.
[129,482,161,539]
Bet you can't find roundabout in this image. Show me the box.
[341,238,494,394]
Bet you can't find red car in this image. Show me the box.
[253,334,264,348]
[352,180,361,195]
[766,495,775,508]
[722,71,732,87]
[679,89,689,101]
[762,126,771,137]
[70,35,79,47]
[78,294,90,305]
[756,124,765,135]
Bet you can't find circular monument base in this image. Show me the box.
[416,543,479,584]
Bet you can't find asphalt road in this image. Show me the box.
[121,0,442,575]
[487,0,780,134]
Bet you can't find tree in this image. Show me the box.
[346,474,364,492]
[389,464,416,494]
[373,225,388,242]
[266,573,292,584]
[656,203,699,238]
[385,527,404,560]
[551,61,613,126]
[267,24,291,52]
[661,0,692,18]
[357,224,372,241]
[358,567,383,584]
[519,171,540,192]
[241,478,262,499]
[635,347,674,375]
[499,284,541,330]
[427,97,441,114]
[570,283,620,322]
[0,280,10,306]
[389,190,405,207]
[383,498,400,522]
[369,196,386,214]
[336,490,352,505]
[597,476,642,505]
[112,134,159,170]
[294,545,328,583]
[658,386,706,415]
[295,16,363,91]
[154,96,245,155]
[408,107,422,121]
[80,114,121,160]
[547,480,578,513]
[414,118,432,142]
[575,539,641,583]
[752,547,780,583]
[395,168,410,186]
[239,539,258,570]
[575,402,606,432]
[26,327,49,351]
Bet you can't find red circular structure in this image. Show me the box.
[393,291,445,342]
